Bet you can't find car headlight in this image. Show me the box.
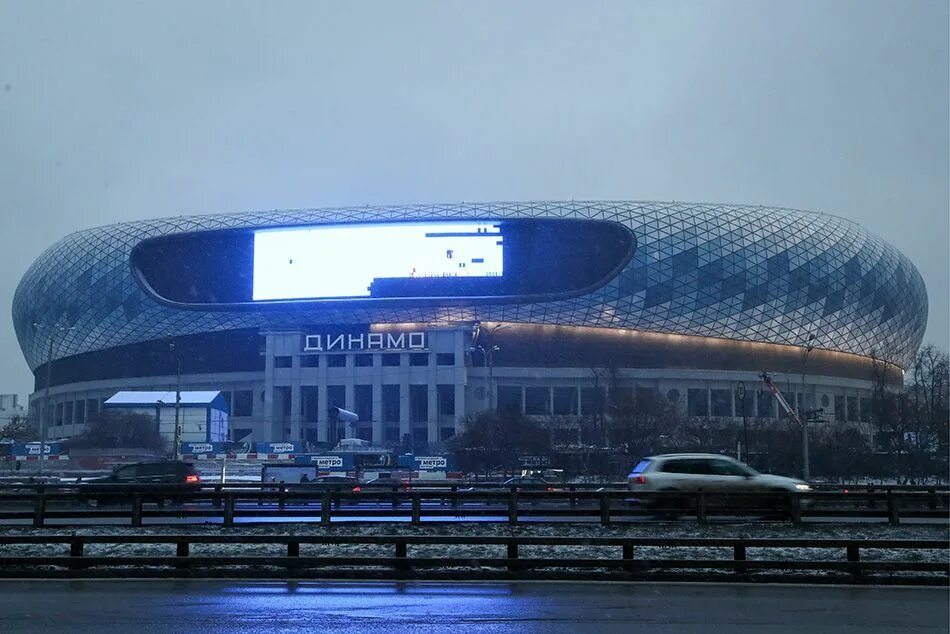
[794,483,812,491]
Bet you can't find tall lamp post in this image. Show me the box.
[168,339,182,460]
[470,324,510,412]
[33,323,74,477]
[800,333,817,481]
[736,381,748,462]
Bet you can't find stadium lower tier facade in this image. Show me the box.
[12,201,927,450]
[29,322,900,449]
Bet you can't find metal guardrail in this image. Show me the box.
[0,485,946,527]
[0,533,944,584]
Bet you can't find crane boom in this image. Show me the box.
[760,371,804,427]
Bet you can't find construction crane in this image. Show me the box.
[760,371,824,481]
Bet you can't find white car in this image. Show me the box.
[627,453,811,494]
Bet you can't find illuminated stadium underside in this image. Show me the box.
[13,201,927,448]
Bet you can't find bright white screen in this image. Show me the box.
[252,222,503,300]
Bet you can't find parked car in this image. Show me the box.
[626,453,810,515]
[501,476,559,492]
[355,477,412,493]
[301,475,360,493]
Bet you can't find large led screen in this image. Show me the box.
[252,222,504,301]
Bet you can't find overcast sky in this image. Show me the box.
[0,0,947,399]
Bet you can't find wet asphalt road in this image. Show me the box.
[0,580,946,633]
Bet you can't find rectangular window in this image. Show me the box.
[437,384,455,416]
[409,353,429,366]
[412,427,428,446]
[354,355,374,367]
[385,427,400,443]
[301,386,319,423]
[355,385,373,422]
[440,427,455,441]
[327,385,346,410]
[687,388,709,417]
[274,356,292,368]
[757,390,774,418]
[734,390,755,418]
[233,390,253,417]
[711,389,732,417]
[846,396,859,422]
[580,387,605,416]
[834,395,846,422]
[86,398,99,418]
[54,403,63,426]
[436,353,455,366]
[859,397,871,423]
[300,355,320,368]
[64,401,74,425]
[553,387,578,415]
[525,387,550,415]
[382,353,401,367]
[326,355,346,368]
[409,385,428,423]
[382,385,400,423]
[75,399,86,426]
[497,385,522,414]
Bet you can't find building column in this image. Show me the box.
[344,355,355,439]
[372,353,383,445]
[317,360,328,443]
[398,353,410,443]
[263,335,275,438]
[289,383,301,442]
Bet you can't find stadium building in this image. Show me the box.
[12,201,928,451]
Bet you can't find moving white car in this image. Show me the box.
[627,453,811,495]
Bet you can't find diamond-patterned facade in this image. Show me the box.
[12,201,928,372]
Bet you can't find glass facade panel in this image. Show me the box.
[711,389,732,417]
[553,387,578,415]
[525,387,550,415]
[687,389,709,417]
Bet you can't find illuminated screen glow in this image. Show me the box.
[252,222,504,300]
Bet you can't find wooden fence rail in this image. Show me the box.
[0,533,944,584]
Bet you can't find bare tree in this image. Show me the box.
[0,415,35,442]
[67,410,166,453]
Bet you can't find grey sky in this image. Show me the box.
[1,1,947,399]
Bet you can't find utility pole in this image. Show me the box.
[800,333,817,481]
[470,324,509,412]
[169,340,182,460]
[736,381,748,462]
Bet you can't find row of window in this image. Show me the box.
[278,384,456,424]
[496,385,872,420]
[275,352,456,369]
[47,398,102,427]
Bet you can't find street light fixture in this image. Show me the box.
[800,333,817,480]
[470,323,510,411]
[736,381,748,461]
[167,338,182,460]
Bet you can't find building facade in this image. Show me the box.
[12,201,928,450]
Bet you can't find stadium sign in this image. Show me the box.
[304,331,426,352]
[415,456,448,469]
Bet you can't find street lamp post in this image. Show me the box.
[470,324,509,412]
[736,381,748,462]
[800,333,817,481]
[168,340,182,460]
